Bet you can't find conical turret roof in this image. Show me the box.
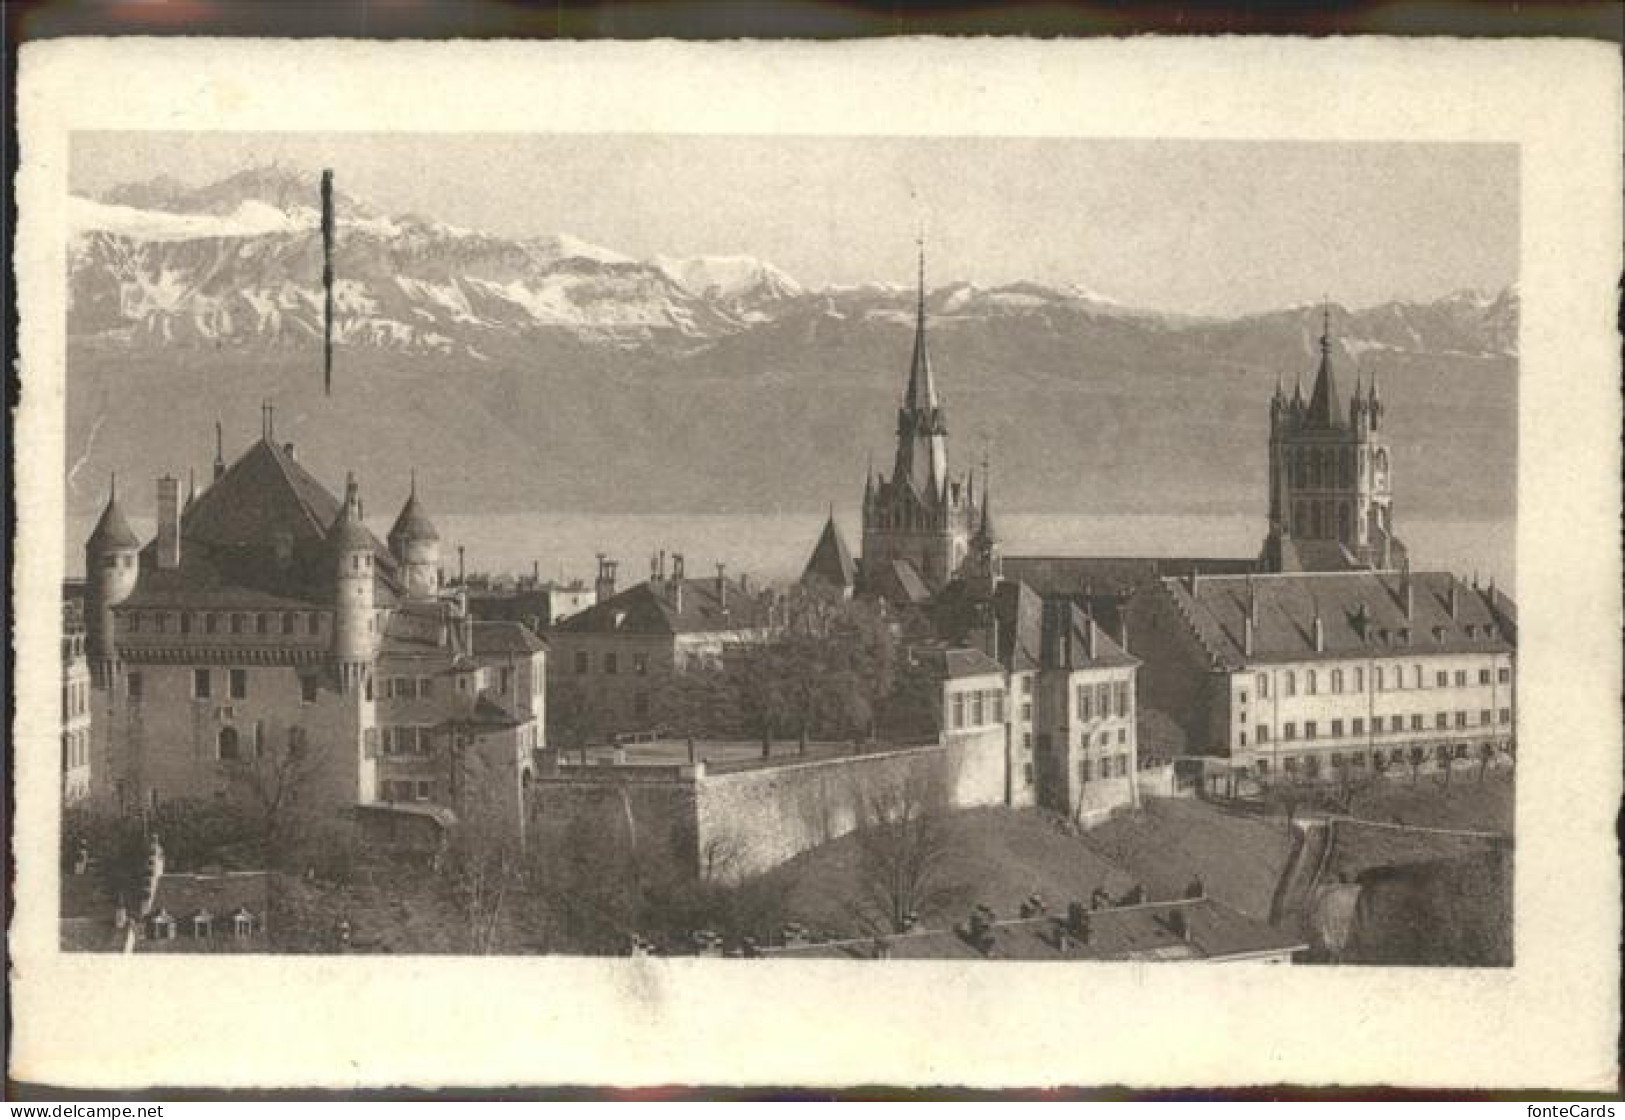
[1305,305,1346,428]
[329,473,374,552]
[802,512,857,590]
[88,477,141,551]
[388,473,440,543]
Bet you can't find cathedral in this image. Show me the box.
[805,246,982,602]
[1260,308,1407,573]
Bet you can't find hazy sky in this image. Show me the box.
[72,132,1517,316]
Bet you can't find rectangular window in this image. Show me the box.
[501,667,515,694]
[1330,719,1343,737]
[301,676,318,704]
[1023,763,1034,784]
[1080,758,1092,783]
[418,677,433,698]
[1306,671,1317,696]
[127,672,143,701]
[380,728,394,755]
[1411,715,1424,731]
[1354,668,1364,692]
[1352,718,1364,736]
[1331,752,1344,767]
[205,613,218,635]
[307,613,320,636]
[256,613,269,635]
[604,653,618,675]
[1436,670,1448,688]
[1499,708,1511,725]
[1374,666,1385,691]
[633,653,648,676]
[180,613,192,635]
[415,781,433,801]
[1021,676,1033,696]
[1239,731,1248,748]
[1479,669,1491,685]
[1285,672,1296,697]
[1239,690,1249,706]
[1455,711,1468,729]
[1020,702,1032,722]
[1283,722,1296,741]
[1022,731,1032,750]
[1435,712,1448,730]
[231,614,245,635]
[574,651,589,674]
[229,669,248,700]
[1116,682,1130,718]
[1284,756,1298,774]
[129,613,141,634]
[1258,673,1269,699]
[1331,670,1343,694]
[991,692,1005,723]
[1097,683,1111,719]
[1392,715,1405,733]
[971,691,985,726]
[1455,670,1467,687]
[1498,667,1511,684]
[193,668,212,699]
[1078,687,1092,722]
[1480,709,1492,726]
[1305,721,1317,740]
[951,693,965,729]
[1257,725,1269,744]
[282,613,295,636]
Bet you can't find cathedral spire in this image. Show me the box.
[1305,300,1345,428]
[904,233,939,413]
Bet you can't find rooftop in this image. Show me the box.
[554,575,773,637]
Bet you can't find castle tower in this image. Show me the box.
[859,240,978,595]
[387,470,441,600]
[1262,305,1405,572]
[329,472,377,694]
[84,474,141,688]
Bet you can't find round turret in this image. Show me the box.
[329,472,377,693]
[387,472,441,600]
[84,475,141,685]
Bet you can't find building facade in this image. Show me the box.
[1129,568,1515,779]
[62,617,93,804]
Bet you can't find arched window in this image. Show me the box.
[217,726,240,762]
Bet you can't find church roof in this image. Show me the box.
[1161,571,1513,669]
[1304,310,1346,429]
[87,483,141,551]
[801,514,857,590]
[1040,600,1138,671]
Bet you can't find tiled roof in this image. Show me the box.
[908,644,1006,681]
[388,490,439,544]
[184,439,344,550]
[1040,600,1138,671]
[929,578,1044,672]
[473,620,548,656]
[1161,570,1514,669]
[801,515,857,590]
[1002,556,1257,599]
[864,557,933,605]
[554,577,772,636]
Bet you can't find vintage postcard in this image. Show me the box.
[10,37,1622,1091]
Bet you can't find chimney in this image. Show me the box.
[282,442,297,461]
[213,419,225,481]
[671,576,685,614]
[715,562,728,610]
[1084,617,1098,662]
[1312,612,1325,653]
[658,549,667,582]
[1246,574,1257,625]
[1400,559,1413,620]
[595,554,617,601]
[457,545,466,587]
[671,552,685,583]
[1188,564,1200,596]
[155,475,182,569]
[1447,581,1458,619]
[740,571,750,595]
[1243,613,1255,658]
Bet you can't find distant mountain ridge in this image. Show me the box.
[65,167,1518,529]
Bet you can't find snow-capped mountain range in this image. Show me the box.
[65,167,1517,527]
[69,166,1517,360]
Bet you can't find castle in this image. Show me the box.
[80,408,544,840]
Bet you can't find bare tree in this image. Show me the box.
[223,725,329,869]
[438,735,524,954]
[548,678,605,766]
[850,774,958,934]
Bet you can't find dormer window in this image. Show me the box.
[192,910,214,939]
[147,909,176,940]
[232,907,257,937]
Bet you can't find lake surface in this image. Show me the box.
[66,509,1516,594]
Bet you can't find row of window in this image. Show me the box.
[126,668,323,705]
[949,689,1006,730]
[1253,708,1512,745]
[383,779,435,802]
[380,725,435,755]
[126,609,328,639]
[1252,664,1510,701]
[1083,727,1131,749]
[1079,753,1131,783]
[1261,741,1504,777]
[573,650,650,676]
[1077,681,1132,723]
[145,907,260,941]
[386,676,435,700]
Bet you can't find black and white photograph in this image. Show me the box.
[11,36,1619,1094]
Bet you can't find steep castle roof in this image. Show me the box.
[388,474,440,544]
[801,513,857,590]
[87,479,142,551]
